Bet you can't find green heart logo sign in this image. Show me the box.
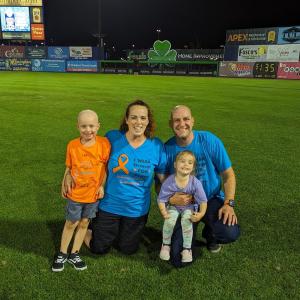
[148,40,177,62]
[154,40,171,56]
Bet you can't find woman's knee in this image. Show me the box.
[90,239,111,255]
[119,244,138,255]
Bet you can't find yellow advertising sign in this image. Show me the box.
[268,31,276,42]
[0,0,42,6]
[31,7,42,23]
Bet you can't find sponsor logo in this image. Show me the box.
[227,34,248,42]
[239,46,266,59]
[70,47,92,58]
[280,63,300,74]
[281,27,300,43]
[267,31,276,42]
[54,48,63,56]
[4,47,23,58]
[227,30,276,43]
[32,59,41,67]
[148,40,177,62]
[230,63,251,72]
[31,24,44,40]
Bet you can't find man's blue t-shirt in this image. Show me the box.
[164,130,231,201]
[99,130,167,217]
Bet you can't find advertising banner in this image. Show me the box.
[162,64,175,75]
[176,49,223,61]
[127,49,148,61]
[102,67,116,74]
[224,45,239,61]
[267,44,300,62]
[219,61,254,78]
[66,60,98,72]
[2,32,31,39]
[0,58,9,70]
[30,7,43,23]
[31,59,65,72]
[69,47,93,60]
[6,58,31,71]
[277,26,300,44]
[253,62,278,78]
[238,45,268,62]
[139,64,152,74]
[31,23,44,40]
[277,62,300,79]
[0,46,25,58]
[47,47,69,59]
[0,0,43,6]
[226,28,277,45]
[25,46,46,58]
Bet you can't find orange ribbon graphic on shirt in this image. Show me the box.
[112,154,129,174]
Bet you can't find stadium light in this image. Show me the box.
[156,29,161,40]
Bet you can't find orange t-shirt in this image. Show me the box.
[65,136,111,203]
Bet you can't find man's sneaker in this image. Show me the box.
[68,253,87,270]
[159,244,171,261]
[52,252,68,272]
[207,243,222,253]
[181,249,193,263]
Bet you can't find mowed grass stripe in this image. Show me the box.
[0,72,299,299]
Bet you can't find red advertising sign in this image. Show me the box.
[277,62,300,79]
[31,23,44,40]
[219,61,254,78]
[0,46,25,58]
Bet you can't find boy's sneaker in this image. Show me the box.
[52,252,68,272]
[68,253,87,271]
[159,244,171,261]
[181,249,193,263]
[207,243,222,253]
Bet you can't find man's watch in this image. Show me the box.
[225,199,235,207]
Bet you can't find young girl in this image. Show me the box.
[158,150,207,263]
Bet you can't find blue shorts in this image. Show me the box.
[65,199,99,222]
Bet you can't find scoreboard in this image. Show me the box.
[0,0,44,40]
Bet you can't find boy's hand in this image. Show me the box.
[190,212,204,223]
[61,174,75,198]
[96,186,104,199]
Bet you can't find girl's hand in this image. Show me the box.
[161,211,170,219]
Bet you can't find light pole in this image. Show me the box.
[156,29,161,40]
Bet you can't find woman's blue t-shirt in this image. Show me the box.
[99,130,166,217]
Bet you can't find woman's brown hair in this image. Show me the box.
[119,100,156,138]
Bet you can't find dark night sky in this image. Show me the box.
[44,0,299,50]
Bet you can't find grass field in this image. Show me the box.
[0,71,299,299]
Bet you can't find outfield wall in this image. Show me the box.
[221,26,300,79]
[0,45,299,79]
[0,45,219,76]
[0,45,100,72]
